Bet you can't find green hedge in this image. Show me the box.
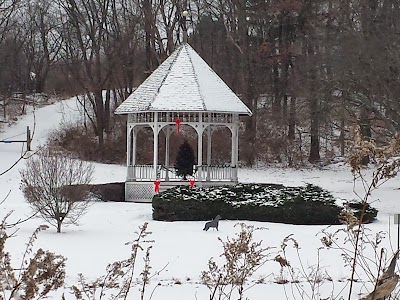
[152,183,377,225]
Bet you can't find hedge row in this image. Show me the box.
[152,183,377,225]
[65,182,125,202]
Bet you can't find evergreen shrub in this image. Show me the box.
[175,140,195,179]
[152,183,378,225]
[345,200,378,223]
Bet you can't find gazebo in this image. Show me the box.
[115,43,252,202]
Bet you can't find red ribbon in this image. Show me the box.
[175,119,181,133]
[154,180,161,193]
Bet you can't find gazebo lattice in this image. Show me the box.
[115,43,252,202]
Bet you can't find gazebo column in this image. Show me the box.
[206,126,212,180]
[197,113,203,182]
[153,112,159,180]
[164,126,172,181]
[126,124,137,181]
[126,125,132,166]
[231,115,239,182]
[131,127,137,166]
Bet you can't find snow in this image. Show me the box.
[114,43,252,115]
[2,98,400,299]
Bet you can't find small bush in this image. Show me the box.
[152,183,378,225]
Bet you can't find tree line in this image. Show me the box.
[1,0,399,166]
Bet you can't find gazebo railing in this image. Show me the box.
[127,164,236,181]
[127,165,155,181]
[196,165,235,181]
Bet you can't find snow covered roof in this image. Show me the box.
[115,43,252,116]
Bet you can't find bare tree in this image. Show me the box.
[0,0,20,44]
[202,0,258,165]
[141,0,186,66]
[20,147,94,233]
[107,0,144,98]
[19,0,63,93]
[0,0,26,97]
[59,0,115,147]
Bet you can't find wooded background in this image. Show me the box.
[1,0,398,166]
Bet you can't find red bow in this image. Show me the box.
[154,180,161,193]
[189,178,195,188]
[175,119,181,133]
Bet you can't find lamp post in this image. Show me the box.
[180,10,189,43]
[395,214,400,251]
[0,126,31,151]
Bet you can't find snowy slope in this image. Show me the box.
[1,98,400,299]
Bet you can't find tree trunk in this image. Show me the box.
[359,105,371,165]
[309,94,320,164]
[288,97,296,140]
[57,220,62,233]
[94,90,105,148]
[272,64,281,120]
[308,46,320,164]
[143,0,156,72]
[34,73,47,93]
[339,111,345,157]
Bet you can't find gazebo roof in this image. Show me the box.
[115,43,252,116]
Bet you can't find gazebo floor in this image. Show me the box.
[125,180,236,203]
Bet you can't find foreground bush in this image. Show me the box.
[152,183,377,225]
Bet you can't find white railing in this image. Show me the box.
[127,165,236,181]
[196,165,235,181]
[127,165,155,181]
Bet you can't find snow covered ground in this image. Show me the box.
[1,98,400,299]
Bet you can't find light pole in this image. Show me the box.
[0,126,31,151]
[180,10,189,43]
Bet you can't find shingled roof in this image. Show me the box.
[115,43,252,116]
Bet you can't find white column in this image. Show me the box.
[165,127,170,167]
[231,114,239,182]
[231,125,236,167]
[127,124,137,181]
[126,124,131,181]
[131,127,137,166]
[207,126,212,165]
[197,113,203,182]
[153,112,159,180]
[206,126,212,180]
[126,124,131,166]
[165,126,171,180]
